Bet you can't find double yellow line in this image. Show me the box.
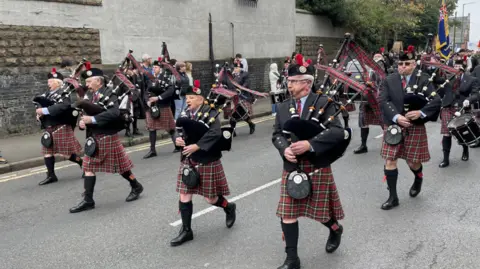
[0,115,274,183]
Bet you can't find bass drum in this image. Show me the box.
[447,113,480,146]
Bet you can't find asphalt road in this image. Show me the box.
[1,114,480,269]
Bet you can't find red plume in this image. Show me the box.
[306,59,312,65]
[51,67,56,73]
[295,54,304,66]
[85,61,91,70]
[407,45,415,53]
[477,40,480,48]
[158,57,162,62]
[464,55,468,62]
[380,47,385,53]
[194,80,200,88]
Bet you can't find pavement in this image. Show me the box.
[0,99,272,174]
[1,110,480,269]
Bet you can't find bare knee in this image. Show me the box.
[180,194,193,203]
[205,197,218,204]
[385,159,397,170]
[282,218,298,224]
[84,171,95,177]
[407,162,421,170]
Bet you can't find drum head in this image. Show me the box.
[448,113,473,128]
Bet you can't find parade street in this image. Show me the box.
[1,113,480,269]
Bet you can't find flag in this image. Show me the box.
[436,0,452,59]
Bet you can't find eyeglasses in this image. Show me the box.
[398,61,413,67]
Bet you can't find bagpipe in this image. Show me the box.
[33,59,89,130]
[176,89,234,157]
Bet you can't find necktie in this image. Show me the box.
[93,92,99,102]
[296,99,302,115]
[401,76,406,89]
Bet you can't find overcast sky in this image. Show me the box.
[454,0,480,46]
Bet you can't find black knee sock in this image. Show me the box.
[83,175,96,202]
[361,128,369,146]
[230,118,237,129]
[442,136,452,161]
[213,195,229,208]
[281,221,299,259]
[68,154,83,167]
[462,145,469,155]
[121,170,139,188]
[385,168,398,199]
[44,156,55,176]
[133,118,138,130]
[409,165,423,188]
[149,131,157,151]
[322,218,341,232]
[179,201,193,230]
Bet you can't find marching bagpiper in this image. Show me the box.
[143,58,177,159]
[69,67,144,213]
[379,47,442,210]
[229,62,256,135]
[272,54,346,269]
[35,68,83,185]
[170,80,236,247]
[438,58,480,167]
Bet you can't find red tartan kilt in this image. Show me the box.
[440,107,456,135]
[145,107,175,131]
[380,124,430,163]
[176,159,230,199]
[276,161,344,223]
[340,97,356,112]
[41,125,82,156]
[362,107,382,126]
[83,134,134,174]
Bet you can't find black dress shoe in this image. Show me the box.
[172,147,181,153]
[249,123,256,134]
[143,150,157,159]
[125,130,132,137]
[353,145,368,154]
[462,151,469,161]
[326,225,343,253]
[409,179,422,198]
[69,200,95,213]
[133,129,143,136]
[224,203,236,228]
[39,174,58,185]
[439,160,449,168]
[381,197,399,210]
[277,257,301,269]
[126,183,143,202]
[170,226,194,247]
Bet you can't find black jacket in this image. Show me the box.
[175,107,223,163]
[145,74,175,108]
[84,87,124,135]
[39,89,77,129]
[272,92,346,171]
[439,73,480,107]
[379,72,442,125]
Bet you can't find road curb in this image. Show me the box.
[0,111,272,175]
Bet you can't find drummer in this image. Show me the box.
[438,58,480,168]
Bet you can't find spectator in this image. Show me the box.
[269,63,280,115]
[235,53,248,72]
[185,62,193,86]
[0,151,7,165]
[141,54,153,75]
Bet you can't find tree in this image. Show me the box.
[296,0,349,26]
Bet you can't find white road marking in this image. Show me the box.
[375,133,383,139]
[169,177,282,227]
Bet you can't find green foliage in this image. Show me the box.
[296,0,459,52]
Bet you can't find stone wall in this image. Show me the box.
[0,25,101,68]
[295,36,344,60]
[32,0,102,5]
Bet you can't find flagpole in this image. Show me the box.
[453,11,457,50]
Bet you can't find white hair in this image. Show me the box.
[142,54,151,61]
[291,74,314,82]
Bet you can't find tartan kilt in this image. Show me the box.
[339,97,356,112]
[380,124,430,163]
[82,134,133,174]
[359,103,382,127]
[176,159,230,199]
[276,161,344,223]
[145,107,175,131]
[440,107,456,135]
[41,124,82,156]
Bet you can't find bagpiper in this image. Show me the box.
[379,47,441,210]
[35,68,83,185]
[170,80,236,247]
[272,54,345,269]
[143,58,177,159]
[69,67,144,213]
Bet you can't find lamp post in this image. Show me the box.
[461,2,474,49]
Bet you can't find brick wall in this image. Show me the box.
[0,24,101,138]
[32,0,102,5]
